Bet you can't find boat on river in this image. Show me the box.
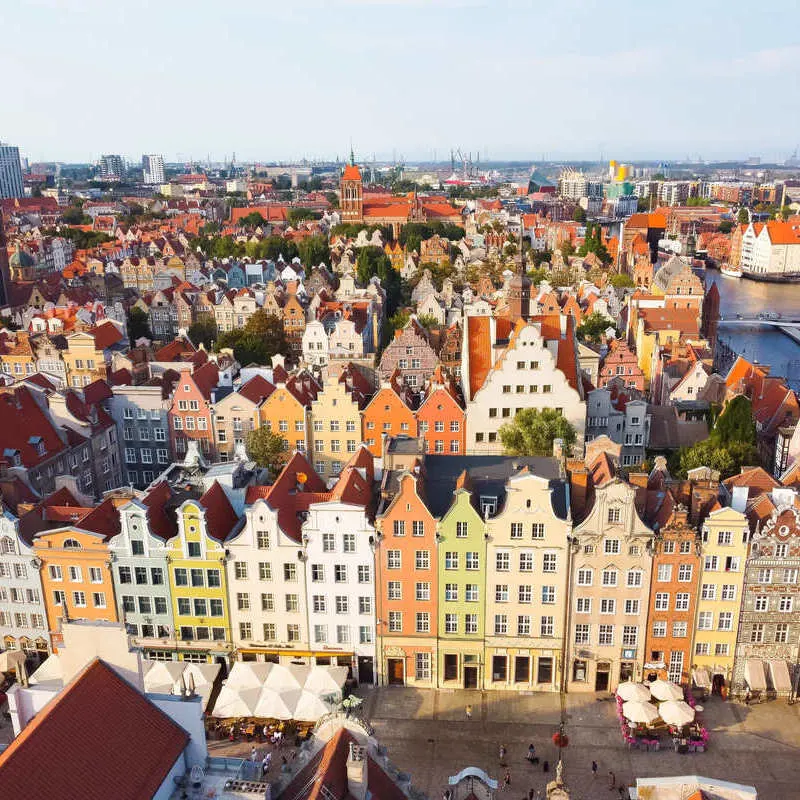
[720,263,742,279]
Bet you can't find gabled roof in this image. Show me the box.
[0,386,66,469]
[190,361,219,400]
[140,481,178,541]
[87,320,123,351]
[199,480,240,542]
[77,497,121,540]
[238,374,276,405]
[0,659,189,800]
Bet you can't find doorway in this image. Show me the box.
[387,658,404,685]
[514,656,530,683]
[444,654,459,682]
[619,662,634,683]
[712,673,726,695]
[358,656,375,685]
[595,662,610,692]
[464,665,479,689]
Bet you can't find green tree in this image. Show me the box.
[416,314,440,330]
[500,408,577,457]
[237,211,267,227]
[717,220,734,234]
[609,273,635,289]
[577,312,618,343]
[528,266,549,286]
[246,427,288,477]
[572,205,587,223]
[356,246,402,314]
[324,191,339,208]
[297,234,330,268]
[714,395,757,447]
[188,318,218,349]
[737,207,750,225]
[388,309,410,333]
[559,241,575,262]
[577,222,611,264]
[61,206,90,225]
[127,307,152,341]
[216,310,288,366]
[286,208,319,227]
[686,197,710,207]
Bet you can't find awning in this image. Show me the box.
[744,659,767,692]
[692,668,711,689]
[767,659,792,693]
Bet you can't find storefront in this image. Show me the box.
[483,647,560,691]
[380,642,437,688]
[438,645,483,689]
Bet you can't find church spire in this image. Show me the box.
[350,141,355,167]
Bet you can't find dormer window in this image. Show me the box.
[480,496,497,517]
[63,538,81,549]
[28,436,45,457]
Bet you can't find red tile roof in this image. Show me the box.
[238,374,276,405]
[76,497,121,540]
[141,481,177,541]
[0,386,66,468]
[154,337,197,362]
[0,659,189,800]
[191,361,219,400]
[342,164,362,181]
[88,320,124,351]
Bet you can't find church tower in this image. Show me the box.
[340,148,363,225]
[507,225,531,319]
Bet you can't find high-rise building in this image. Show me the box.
[142,154,165,185]
[99,154,125,180]
[0,210,10,305]
[0,143,24,199]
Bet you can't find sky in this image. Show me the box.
[4,0,798,165]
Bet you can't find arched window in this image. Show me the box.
[63,538,81,549]
[0,537,14,554]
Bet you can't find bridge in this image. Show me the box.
[718,317,800,345]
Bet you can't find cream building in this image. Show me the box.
[566,478,654,692]
[693,505,749,693]
[484,468,571,691]
[308,378,363,478]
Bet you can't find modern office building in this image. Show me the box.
[99,154,125,180]
[0,143,24,199]
[142,154,165,185]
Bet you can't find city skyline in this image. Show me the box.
[4,0,798,164]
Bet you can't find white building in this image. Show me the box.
[142,154,165,185]
[302,320,329,368]
[740,220,800,278]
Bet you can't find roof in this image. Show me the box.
[87,320,123,351]
[140,481,178,541]
[238,374,276,405]
[76,498,121,540]
[0,659,189,800]
[639,307,700,336]
[190,361,219,400]
[342,164,362,181]
[0,386,66,469]
[199,480,240,542]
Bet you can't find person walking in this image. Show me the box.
[542,760,549,774]
[503,770,511,789]
[608,770,616,790]
[251,747,258,763]
[499,744,507,765]
[466,704,472,720]
[526,743,536,763]
[592,761,598,779]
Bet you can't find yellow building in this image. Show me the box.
[63,321,124,389]
[0,331,37,380]
[166,481,242,662]
[694,506,749,694]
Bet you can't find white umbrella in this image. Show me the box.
[304,665,348,697]
[616,681,651,703]
[649,679,684,701]
[293,690,332,722]
[658,700,695,726]
[212,686,262,718]
[264,663,308,691]
[144,660,186,693]
[254,688,302,720]
[622,700,660,724]
[226,661,274,689]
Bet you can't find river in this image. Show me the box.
[709,269,800,390]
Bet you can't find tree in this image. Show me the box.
[356,246,402,314]
[216,310,288,366]
[737,207,750,225]
[237,211,266,228]
[609,273,635,289]
[324,191,339,208]
[572,205,587,223]
[188,318,218,349]
[717,220,734,234]
[577,222,611,265]
[388,309,410,333]
[286,208,320,227]
[528,266,549,286]
[500,408,577,457]
[559,241,575,262]
[246,427,288,477]
[577,312,617,343]
[61,206,90,225]
[297,234,330,268]
[416,314,440,330]
[127,307,152,341]
[714,395,757,447]
[686,197,710,207]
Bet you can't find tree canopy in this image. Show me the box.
[286,208,320,227]
[576,311,617,343]
[297,234,330,268]
[236,211,266,228]
[609,273,635,289]
[216,310,288,366]
[246,427,288,477]
[577,222,611,264]
[188,318,218,349]
[737,207,750,225]
[356,246,402,314]
[500,408,577,457]
[127,307,152,341]
[61,206,91,225]
[399,221,464,256]
[572,205,587,223]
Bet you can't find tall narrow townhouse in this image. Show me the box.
[214,375,274,462]
[642,495,701,686]
[484,462,571,691]
[308,366,371,480]
[361,372,417,458]
[0,483,52,663]
[226,452,321,662]
[415,368,466,456]
[694,506,749,694]
[34,498,122,651]
[169,362,220,461]
[462,314,585,455]
[375,465,439,687]
[166,481,242,664]
[733,486,800,698]
[258,371,320,457]
[302,448,377,684]
[109,483,176,658]
[566,472,654,692]
[430,463,487,688]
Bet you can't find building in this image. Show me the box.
[598,340,644,392]
[484,463,571,691]
[585,387,650,468]
[0,142,24,199]
[142,154,165,185]
[415,368,466,456]
[567,475,654,692]
[168,362,219,460]
[378,317,440,389]
[739,220,800,278]
[213,375,270,463]
[62,321,125,388]
[375,465,439,687]
[99,154,125,180]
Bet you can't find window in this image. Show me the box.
[750,624,764,643]
[698,611,713,630]
[68,566,82,583]
[721,584,737,601]
[314,625,328,644]
[311,564,325,582]
[415,582,430,601]
[359,597,372,615]
[517,615,531,636]
[600,598,616,615]
[287,625,300,642]
[357,565,370,583]
[510,522,523,539]
[174,568,188,586]
[138,596,152,614]
[785,568,798,584]
[263,623,276,640]
[72,591,86,607]
[359,626,373,644]
[542,553,556,573]
[187,541,201,558]
[415,612,430,633]
[388,612,402,632]
[415,550,430,570]
[334,564,348,583]
[387,550,401,570]
[312,595,326,613]
[775,623,789,643]
[445,614,458,634]
[190,569,205,587]
[258,562,271,581]
[598,625,614,646]
[285,594,299,612]
[322,533,335,552]
[577,568,593,586]
[342,533,355,553]
[657,564,672,582]
[623,625,638,646]
[696,642,710,656]
[540,616,554,637]
[678,564,693,582]
[234,561,248,580]
[336,625,350,645]
[779,596,793,613]
[701,583,717,600]
[607,507,621,523]
[576,597,591,614]
[718,612,733,631]
[445,552,459,570]
[652,621,666,638]
[574,624,590,644]
[388,581,402,600]
[445,583,459,602]
[541,585,555,604]
[675,592,690,611]
[725,556,740,572]
[393,520,405,537]
[465,583,479,602]
[531,523,545,539]
[717,530,733,545]
[757,568,773,583]
[494,614,508,635]
[672,621,688,638]
[456,521,468,538]
[496,552,510,572]
[519,552,534,572]
[626,569,642,587]
[602,569,618,587]
[53,590,66,607]
[210,599,223,617]
[284,563,297,582]
[655,593,670,611]
[261,593,274,611]
[604,539,620,554]
[704,555,719,571]
[49,565,63,581]
[496,584,509,602]
[92,592,106,608]
[663,541,675,554]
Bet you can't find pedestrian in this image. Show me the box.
[499,744,507,765]
[466,704,472,720]
[542,760,549,773]
[528,789,535,800]
[250,747,258,763]
[526,743,536,763]
[592,761,598,778]
[503,770,511,788]
[608,770,616,790]
[261,756,269,778]
[618,787,626,799]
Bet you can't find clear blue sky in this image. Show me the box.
[4,0,798,164]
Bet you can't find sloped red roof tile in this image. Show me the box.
[238,374,276,405]
[88,320,124,350]
[199,480,240,542]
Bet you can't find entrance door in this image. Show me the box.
[595,663,610,692]
[619,661,634,683]
[358,656,375,685]
[387,658,404,685]
[464,665,479,689]
[444,654,459,682]
[514,656,530,683]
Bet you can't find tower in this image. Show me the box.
[507,223,531,320]
[340,148,363,225]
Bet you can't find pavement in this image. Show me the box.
[360,687,800,799]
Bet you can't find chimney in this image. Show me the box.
[346,743,368,800]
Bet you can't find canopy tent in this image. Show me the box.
[212,686,262,718]
[691,668,711,690]
[616,681,651,703]
[658,700,695,726]
[649,679,684,701]
[303,665,348,700]
[143,661,186,693]
[264,663,309,691]
[293,689,333,722]
[622,700,660,724]
[767,659,792,693]
[226,662,274,690]
[253,688,302,720]
[744,659,767,692]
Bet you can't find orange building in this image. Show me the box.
[257,372,320,454]
[34,498,121,650]
[415,369,466,455]
[375,467,438,686]
[361,373,416,457]
[643,499,701,685]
